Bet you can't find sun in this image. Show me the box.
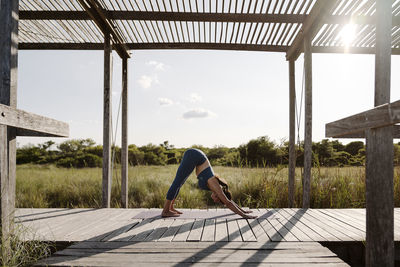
[340,23,357,47]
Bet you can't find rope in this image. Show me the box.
[295,54,305,148]
[111,88,123,193]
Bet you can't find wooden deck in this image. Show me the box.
[15,208,400,266]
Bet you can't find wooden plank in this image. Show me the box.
[290,209,349,241]
[20,11,306,23]
[366,1,394,265]
[275,209,313,241]
[18,42,400,55]
[70,210,133,241]
[121,56,128,208]
[326,100,400,138]
[307,209,364,240]
[268,217,299,242]
[247,219,270,242]
[320,209,365,231]
[107,218,150,241]
[288,59,296,208]
[67,240,334,250]
[19,10,400,26]
[158,219,185,242]
[145,219,175,241]
[187,219,205,242]
[0,104,69,137]
[227,219,242,241]
[76,0,129,58]
[100,220,141,241]
[0,0,18,259]
[286,0,338,60]
[200,219,215,242]
[102,33,112,208]
[172,219,195,242]
[236,219,256,241]
[302,33,312,209]
[129,219,163,241]
[258,219,284,242]
[215,219,228,241]
[328,124,400,139]
[283,209,336,241]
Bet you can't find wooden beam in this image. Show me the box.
[325,99,400,138]
[77,0,130,59]
[18,11,400,26]
[0,104,69,137]
[102,33,112,209]
[17,42,400,55]
[0,0,19,261]
[366,0,394,266]
[121,57,128,208]
[19,10,306,23]
[302,34,312,209]
[286,0,339,61]
[332,125,400,139]
[18,42,289,52]
[288,60,296,208]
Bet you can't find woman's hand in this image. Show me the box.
[243,214,258,219]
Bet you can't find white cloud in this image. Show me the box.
[147,60,166,71]
[138,75,158,89]
[158,97,173,106]
[190,93,202,103]
[182,108,216,119]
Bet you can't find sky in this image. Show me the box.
[16,49,400,149]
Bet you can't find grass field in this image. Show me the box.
[16,164,400,209]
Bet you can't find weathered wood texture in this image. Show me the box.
[76,0,129,59]
[0,0,19,261]
[286,0,338,60]
[102,33,112,208]
[121,57,128,208]
[36,241,348,266]
[15,208,400,244]
[302,35,312,209]
[17,10,400,25]
[325,100,400,138]
[17,42,400,55]
[366,0,394,266]
[288,60,296,208]
[0,104,69,137]
[329,125,400,139]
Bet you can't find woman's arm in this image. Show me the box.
[208,178,256,219]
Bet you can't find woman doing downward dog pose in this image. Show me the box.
[162,148,257,219]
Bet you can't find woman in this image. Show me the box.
[162,148,257,219]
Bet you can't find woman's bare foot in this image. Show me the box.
[161,210,181,218]
[171,208,183,214]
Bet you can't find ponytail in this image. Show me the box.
[215,175,232,200]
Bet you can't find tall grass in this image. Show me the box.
[16,164,400,209]
[0,224,53,267]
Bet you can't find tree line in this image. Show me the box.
[16,136,400,168]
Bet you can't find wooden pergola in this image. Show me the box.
[1,0,399,265]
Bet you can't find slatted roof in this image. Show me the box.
[18,0,400,59]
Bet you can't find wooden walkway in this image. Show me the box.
[15,208,400,266]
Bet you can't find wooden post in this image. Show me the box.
[121,57,128,208]
[102,33,112,208]
[366,0,393,266]
[302,34,312,209]
[288,59,296,208]
[0,0,19,260]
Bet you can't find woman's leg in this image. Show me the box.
[162,151,196,217]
